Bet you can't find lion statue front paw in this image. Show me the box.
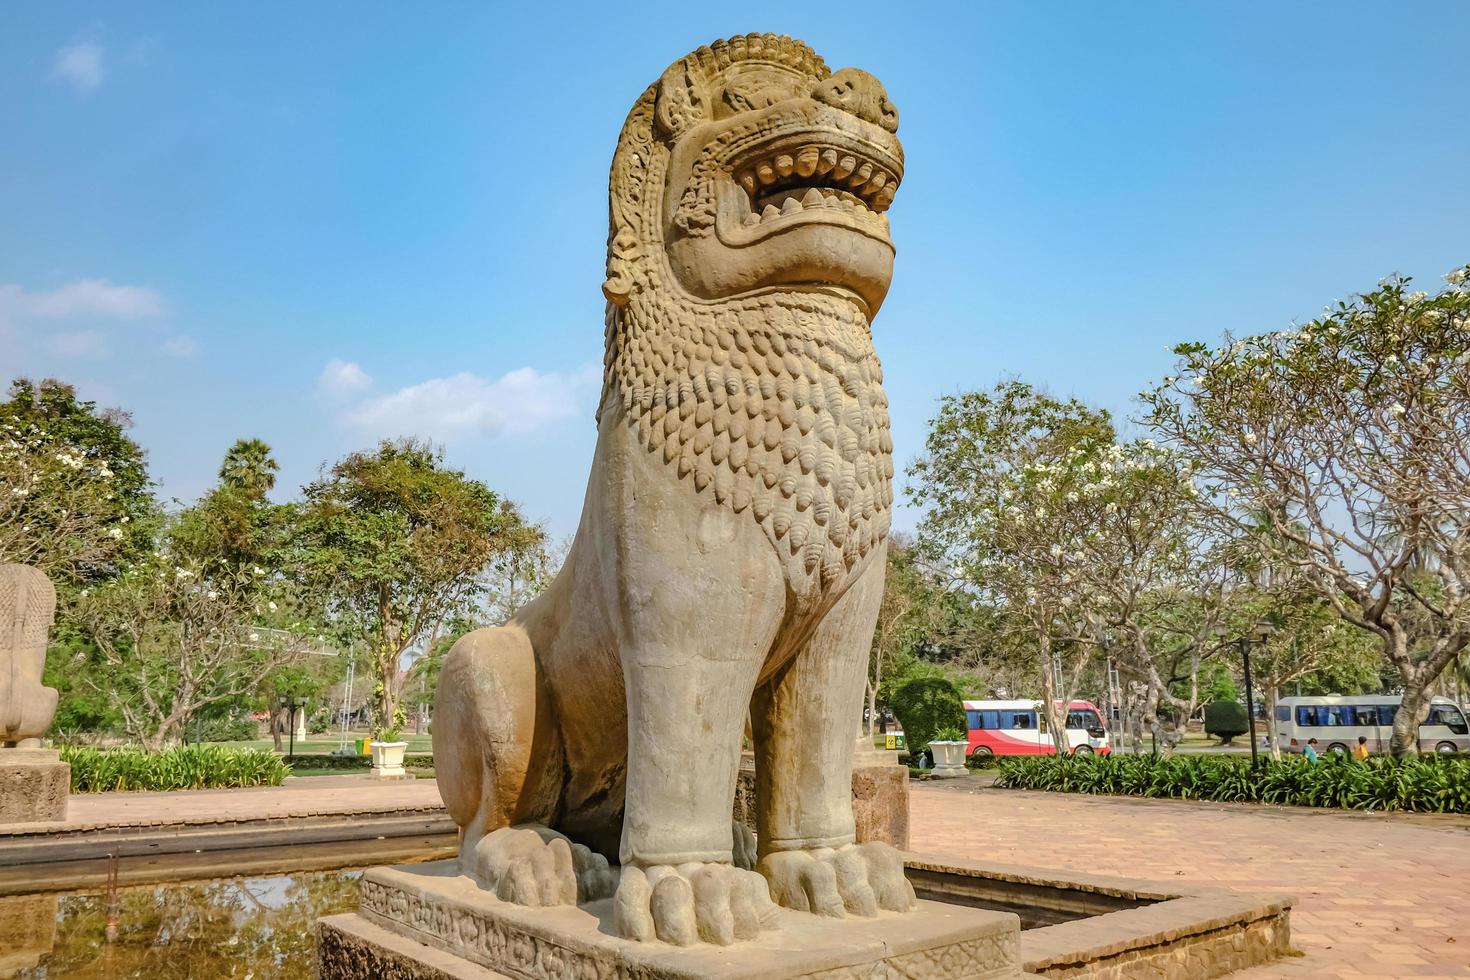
[612,861,777,946]
[469,825,615,907]
[758,841,916,917]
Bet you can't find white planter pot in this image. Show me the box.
[929,741,968,778]
[370,740,408,777]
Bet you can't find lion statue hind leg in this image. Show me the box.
[432,624,565,865]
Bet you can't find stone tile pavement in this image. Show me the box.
[0,773,447,835]
[909,782,1470,979]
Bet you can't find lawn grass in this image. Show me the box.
[208,733,434,755]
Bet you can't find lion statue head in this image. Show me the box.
[603,33,902,317]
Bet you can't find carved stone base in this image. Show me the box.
[318,861,1021,980]
[0,749,68,824]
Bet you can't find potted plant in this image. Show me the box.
[369,721,408,777]
[928,725,969,778]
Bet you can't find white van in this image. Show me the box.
[1273,694,1469,756]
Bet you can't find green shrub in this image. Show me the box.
[889,677,965,754]
[994,753,1470,813]
[62,745,289,792]
[185,714,261,743]
[1203,700,1249,745]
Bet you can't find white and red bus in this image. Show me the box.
[963,699,1111,758]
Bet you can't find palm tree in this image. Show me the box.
[219,438,279,499]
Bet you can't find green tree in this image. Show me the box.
[888,676,966,755]
[293,439,541,727]
[0,378,153,586]
[1145,265,1470,756]
[218,437,279,496]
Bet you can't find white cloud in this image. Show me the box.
[0,279,164,323]
[52,39,105,93]
[162,335,198,358]
[340,365,599,442]
[317,359,373,396]
[44,330,108,358]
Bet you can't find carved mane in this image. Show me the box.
[597,34,893,591]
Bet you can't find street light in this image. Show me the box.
[278,695,308,758]
[1216,621,1273,770]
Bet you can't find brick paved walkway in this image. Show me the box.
[0,774,446,835]
[910,783,1470,979]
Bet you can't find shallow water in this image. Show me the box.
[9,868,362,979]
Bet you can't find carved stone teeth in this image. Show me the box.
[780,195,801,215]
[847,162,873,189]
[876,183,897,210]
[795,147,819,177]
[817,148,838,175]
[863,171,887,197]
[743,211,760,226]
[737,171,756,195]
[756,162,777,185]
[834,155,856,180]
[800,187,824,208]
[761,203,780,221]
[774,154,794,177]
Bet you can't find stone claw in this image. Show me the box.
[613,862,776,946]
[468,824,615,907]
[758,841,915,918]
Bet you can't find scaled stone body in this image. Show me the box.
[433,33,914,946]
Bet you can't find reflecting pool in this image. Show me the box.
[8,868,361,979]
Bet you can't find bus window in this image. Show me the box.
[1296,706,1318,727]
[1377,705,1398,726]
[1066,710,1102,730]
[966,710,982,730]
[1274,705,1289,722]
[1336,705,1357,726]
[981,710,1000,729]
[1013,712,1035,730]
[1428,705,1468,735]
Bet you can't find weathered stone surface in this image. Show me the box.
[734,763,909,850]
[1,564,59,746]
[430,32,914,946]
[850,764,909,850]
[322,862,1019,980]
[0,750,68,823]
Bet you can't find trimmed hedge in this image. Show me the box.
[995,753,1470,813]
[889,677,966,753]
[63,745,290,792]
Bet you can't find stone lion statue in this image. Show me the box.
[434,32,913,946]
[1,564,59,747]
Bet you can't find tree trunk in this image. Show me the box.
[1037,634,1070,755]
[270,707,285,752]
[1263,682,1282,760]
[1391,682,1431,758]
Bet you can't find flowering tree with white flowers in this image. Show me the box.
[1144,265,1470,756]
[74,555,309,749]
[0,379,151,585]
[911,382,1122,752]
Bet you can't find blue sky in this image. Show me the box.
[3,3,1467,537]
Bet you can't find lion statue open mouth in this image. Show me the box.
[434,33,913,947]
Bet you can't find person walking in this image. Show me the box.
[1303,737,1320,764]
[1352,735,1370,761]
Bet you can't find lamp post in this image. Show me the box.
[1217,622,1272,770]
[278,695,307,758]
